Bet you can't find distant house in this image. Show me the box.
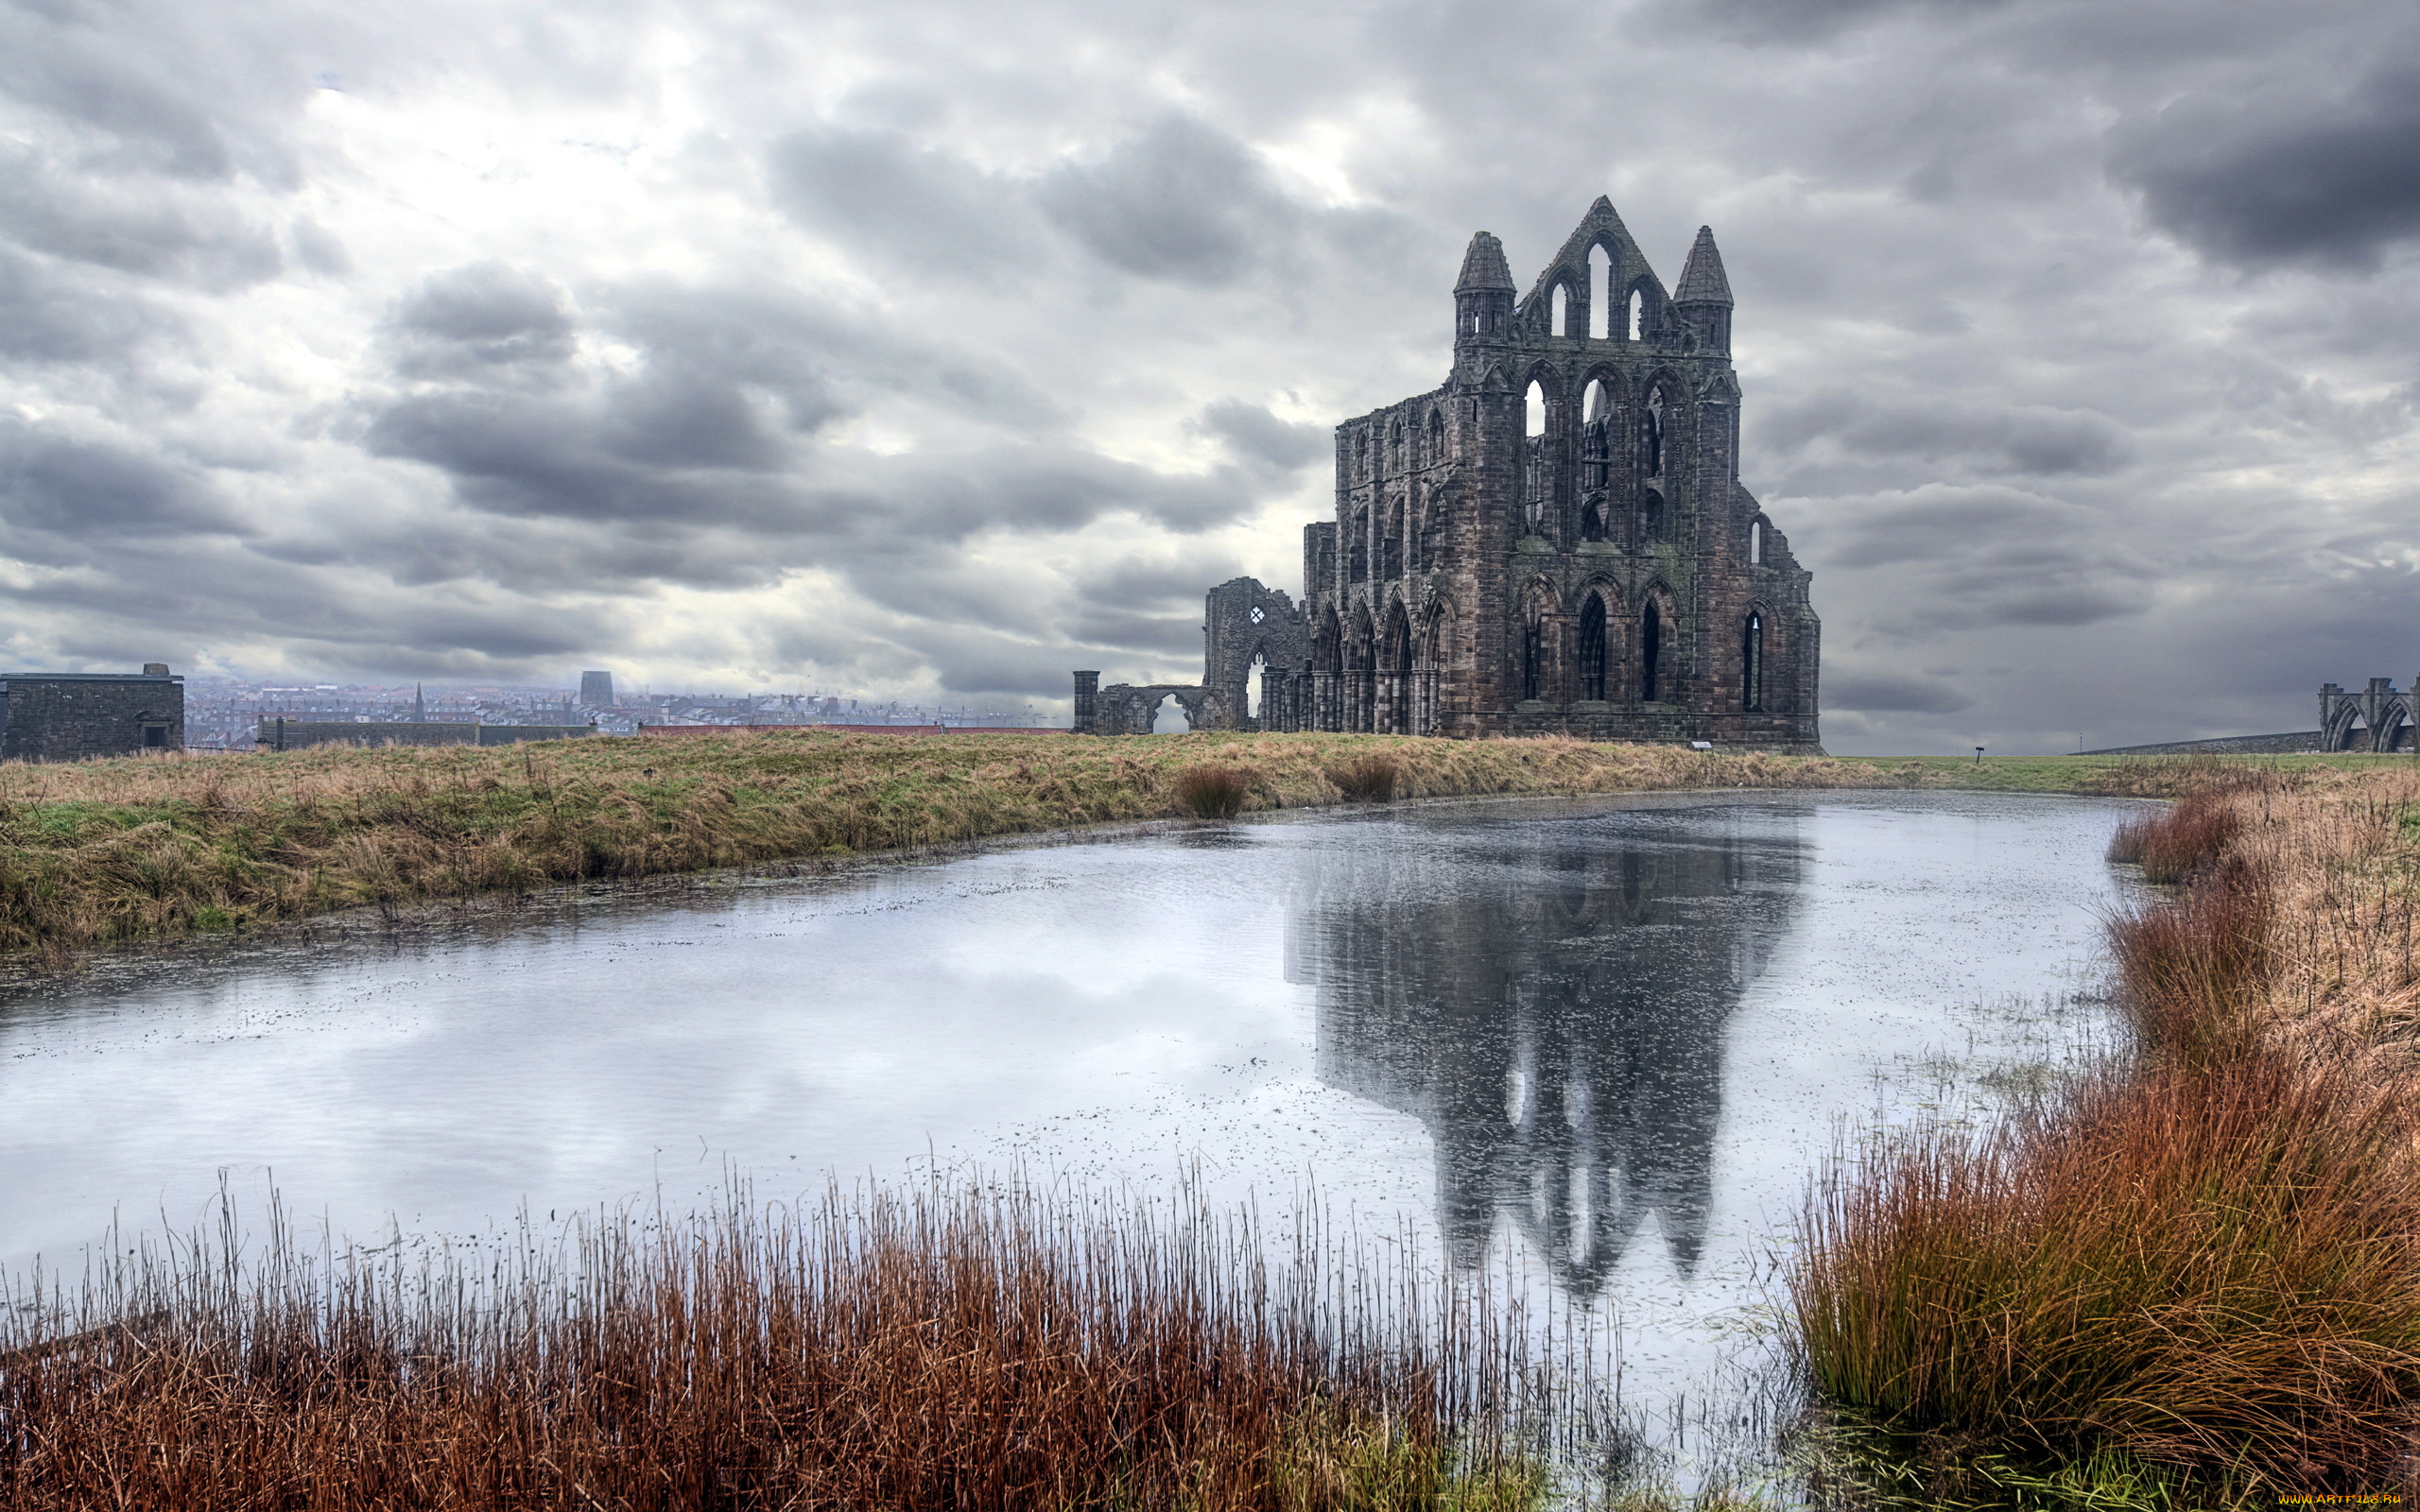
[0,665,183,762]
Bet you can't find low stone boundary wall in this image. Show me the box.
[2078,731,2325,756]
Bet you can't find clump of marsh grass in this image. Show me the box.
[2108,856,2272,1065]
[2107,788,2243,884]
[0,1177,1559,1511]
[1171,763,1252,819]
[1327,753,1403,802]
[1791,1046,2420,1497]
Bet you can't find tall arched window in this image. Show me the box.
[1427,408,1444,459]
[1551,284,1570,337]
[1349,507,1369,581]
[1521,608,1545,702]
[1580,595,1608,701]
[1641,487,1665,543]
[1589,248,1612,339]
[1742,612,1764,713]
[1642,387,1667,477]
[1522,381,1550,534]
[1641,599,1664,701]
[1627,286,1644,341]
[1581,379,1611,496]
[1382,497,1404,580]
[1750,520,1764,564]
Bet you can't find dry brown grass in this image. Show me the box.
[1171,763,1253,819]
[0,1179,1555,1511]
[0,731,1901,955]
[1325,752,1403,802]
[1794,1047,2420,1494]
[1794,762,2420,1499]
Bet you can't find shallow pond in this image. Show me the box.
[0,789,2139,1472]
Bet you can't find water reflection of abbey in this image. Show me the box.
[1289,806,1802,1288]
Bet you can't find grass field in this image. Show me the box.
[0,730,1908,955]
[0,731,2404,957]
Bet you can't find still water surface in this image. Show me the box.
[0,789,2136,1453]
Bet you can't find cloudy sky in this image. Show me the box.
[1,0,2414,752]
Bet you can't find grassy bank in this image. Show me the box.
[1792,764,2420,1506]
[0,730,1910,955]
[0,1178,1556,1510]
[0,733,2403,957]
[1841,748,2420,795]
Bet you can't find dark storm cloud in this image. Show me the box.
[0,17,238,180]
[1823,670,1974,713]
[0,149,281,288]
[766,125,1044,277]
[1037,115,1298,286]
[1191,400,1326,474]
[0,421,242,552]
[1813,486,2153,632]
[1067,607,1202,657]
[607,280,1053,431]
[1761,391,2132,483]
[2109,55,2420,271]
[1074,556,1248,612]
[0,247,177,362]
[389,263,578,372]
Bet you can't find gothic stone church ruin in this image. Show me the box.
[1073,198,1821,749]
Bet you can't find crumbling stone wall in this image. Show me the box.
[2319,679,2415,751]
[1075,683,1229,737]
[1076,198,1823,751]
[0,669,182,762]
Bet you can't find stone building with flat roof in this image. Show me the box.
[0,665,183,762]
[1076,198,1821,750]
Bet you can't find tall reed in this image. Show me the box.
[1793,1048,2420,1492]
[0,1179,1558,1511]
[1793,767,2420,1499]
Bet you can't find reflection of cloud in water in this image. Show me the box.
[1290,804,1804,1289]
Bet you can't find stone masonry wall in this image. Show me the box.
[0,673,183,763]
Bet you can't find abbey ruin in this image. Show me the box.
[1076,198,1822,750]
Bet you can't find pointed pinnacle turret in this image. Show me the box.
[1673,226,1733,305]
[1454,231,1515,293]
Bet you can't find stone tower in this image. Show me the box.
[1076,199,1821,748]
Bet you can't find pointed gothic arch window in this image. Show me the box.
[1641,486,1665,543]
[1641,598,1665,701]
[1750,519,1764,564]
[1382,495,1405,580]
[1581,380,1612,494]
[1627,286,1644,341]
[1580,594,1609,701]
[1349,507,1370,581]
[1589,248,1612,339]
[1742,611,1764,713]
[1551,284,1570,337]
[1522,601,1546,702]
[1642,387,1668,477]
[1525,381,1547,438]
[1426,407,1443,460]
